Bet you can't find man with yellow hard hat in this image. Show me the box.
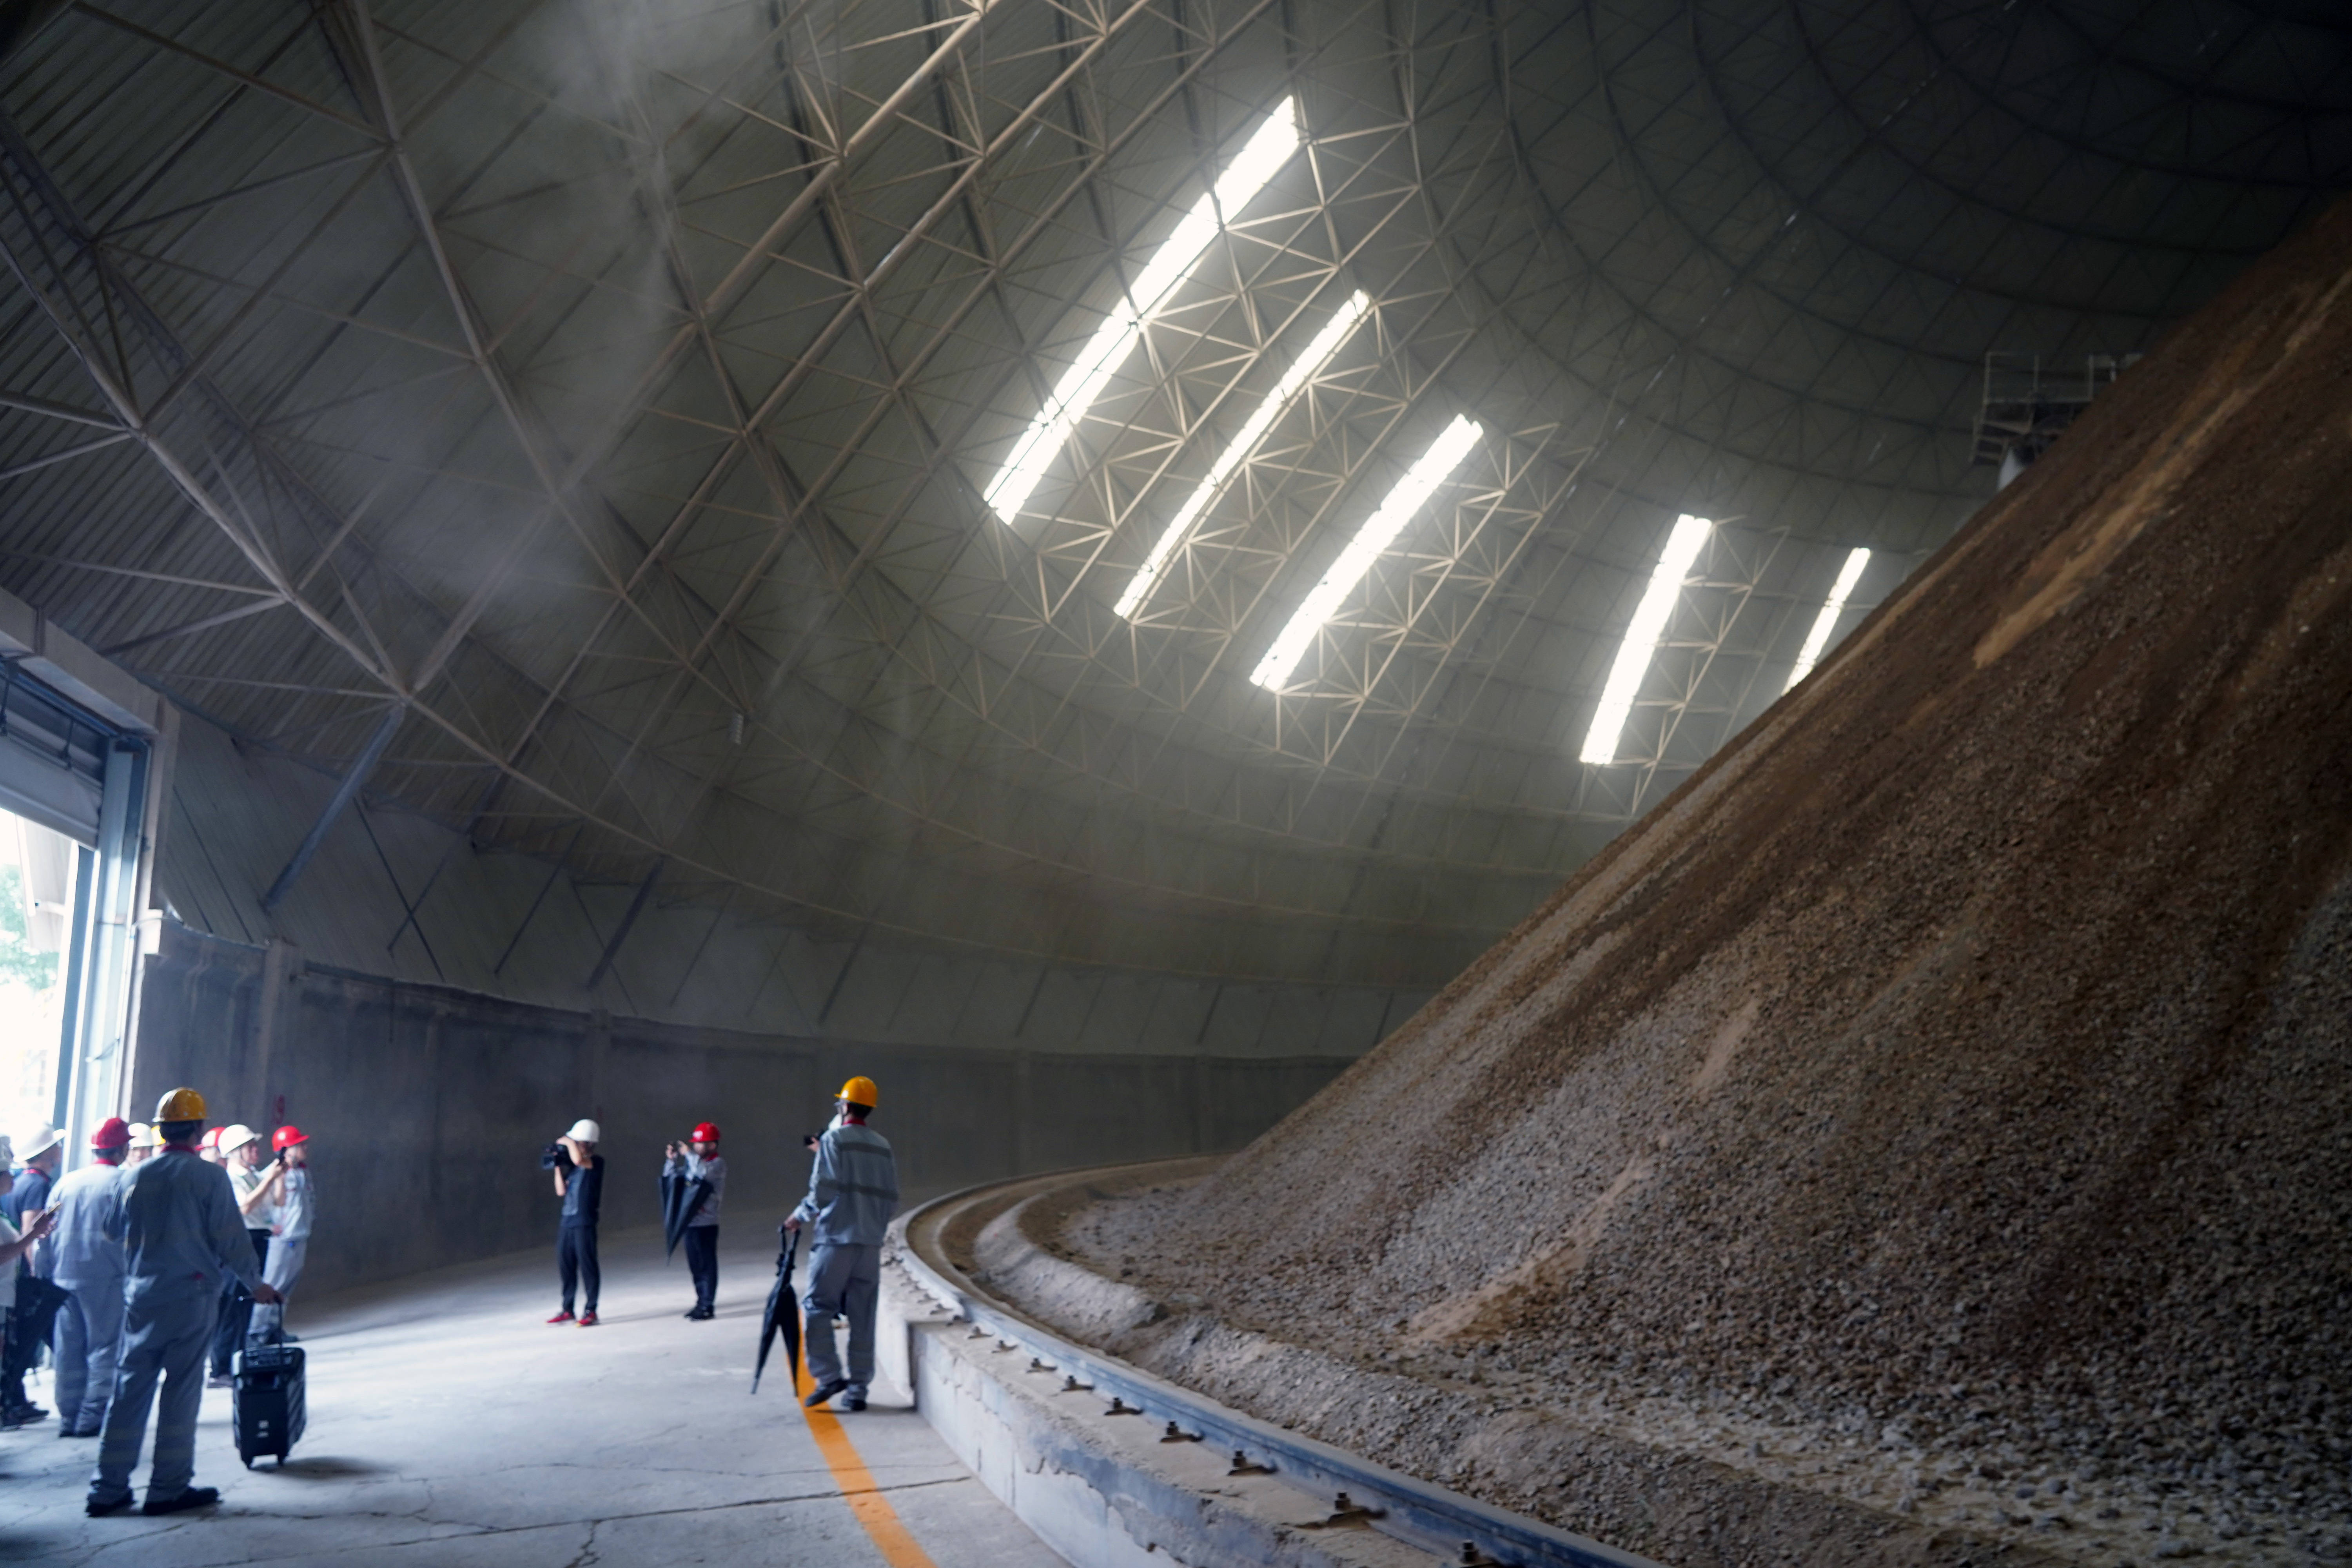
[786,1076,898,1412]
[87,1087,279,1519]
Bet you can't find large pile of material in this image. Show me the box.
[1082,199,2352,1564]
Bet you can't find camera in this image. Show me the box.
[539,1141,573,1171]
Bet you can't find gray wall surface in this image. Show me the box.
[158,712,1434,1050]
[131,923,1352,1298]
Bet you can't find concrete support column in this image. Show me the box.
[247,937,301,1122]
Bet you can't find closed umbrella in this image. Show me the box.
[751,1225,800,1394]
[660,1166,713,1261]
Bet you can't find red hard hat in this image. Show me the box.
[90,1116,131,1149]
[272,1125,309,1151]
[200,1126,223,1150]
[690,1122,721,1143]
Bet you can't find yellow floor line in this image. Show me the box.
[796,1359,942,1568]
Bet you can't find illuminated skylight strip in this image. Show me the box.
[1249,414,1483,690]
[1785,546,1871,691]
[1579,513,1712,765]
[1115,291,1371,619]
[983,98,1303,523]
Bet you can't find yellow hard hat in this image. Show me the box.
[155,1087,206,1123]
[836,1076,878,1108]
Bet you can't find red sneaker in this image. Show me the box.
[577,1312,599,1327]
[546,1310,575,1324]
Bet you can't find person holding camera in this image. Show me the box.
[250,1126,312,1344]
[662,1123,726,1320]
[787,1076,898,1412]
[206,1125,276,1386]
[546,1120,604,1326]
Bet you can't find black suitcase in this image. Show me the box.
[231,1343,307,1467]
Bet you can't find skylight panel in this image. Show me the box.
[1784,546,1871,691]
[983,97,1304,524]
[1579,513,1712,765]
[1115,290,1372,619]
[1249,414,1483,691]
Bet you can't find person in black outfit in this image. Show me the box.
[548,1119,603,1327]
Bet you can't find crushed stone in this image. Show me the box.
[1039,197,2352,1568]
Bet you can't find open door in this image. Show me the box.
[0,662,150,1156]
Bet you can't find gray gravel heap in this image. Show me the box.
[1096,197,2352,1568]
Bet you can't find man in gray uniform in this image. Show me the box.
[88,1087,279,1519]
[787,1075,898,1412]
[49,1117,134,1438]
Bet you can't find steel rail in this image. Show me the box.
[895,1165,1662,1568]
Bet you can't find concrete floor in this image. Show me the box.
[0,1227,1067,1568]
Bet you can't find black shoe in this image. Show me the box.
[142,1486,221,1516]
[689,1305,716,1320]
[804,1377,848,1408]
[61,1425,100,1439]
[841,1394,867,1412]
[2,1403,48,1428]
[86,1492,134,1517]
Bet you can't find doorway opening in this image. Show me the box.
[0,662,150,1152]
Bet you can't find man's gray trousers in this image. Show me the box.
[52,1279,125,1436]
[802,1241,881,1396]
[91,1290,217,1505]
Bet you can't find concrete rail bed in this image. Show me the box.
[877,1160,1659,1568]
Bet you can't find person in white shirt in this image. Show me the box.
[206,1126,275,1385]
[250,1126,311,1343]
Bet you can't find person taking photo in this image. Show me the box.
[547,1120,603,1327]
[661,1123,726,1320]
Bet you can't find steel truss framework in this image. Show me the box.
[0,0,2343,989]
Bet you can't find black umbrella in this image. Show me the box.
[751,1224,800,1394]
[660,1168,713,1260]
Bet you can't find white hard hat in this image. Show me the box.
[127,1122,158,1149]
[567,1119,601,1142]
[17,1124,61,1159]
[220,1123,259,1154]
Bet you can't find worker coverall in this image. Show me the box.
[793,1121,898,1400]
[47,1159,131,1437]
[91,1148,265,1509]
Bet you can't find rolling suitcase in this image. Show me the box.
[231,1343,307,1467]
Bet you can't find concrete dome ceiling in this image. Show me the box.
[0,0,2344,989]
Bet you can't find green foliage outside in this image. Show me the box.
[0,865,58,990]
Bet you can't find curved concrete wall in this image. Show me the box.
[130,921,1350,1298]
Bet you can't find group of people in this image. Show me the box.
[0,1087,316,1515]
[548,1075,898,1412]
[0,1070,891,1523]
